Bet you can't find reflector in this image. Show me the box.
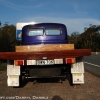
[67,59,72,64]
[72,58,75,63]
[65,58,75,64]
[14,61,18,66]
[14,60,23,66]
[18,61,23,65]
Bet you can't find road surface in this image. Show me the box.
[84,54,100,77]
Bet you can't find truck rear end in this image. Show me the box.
[6,23,90,87]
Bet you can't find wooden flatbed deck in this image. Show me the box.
[0,49,91,60]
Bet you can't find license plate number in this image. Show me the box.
[37,60,54,65]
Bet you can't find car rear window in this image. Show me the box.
[45,28,61,36]
[28,28,61,36]
[28,29,43,36]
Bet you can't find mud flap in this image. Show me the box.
[71,57,84,84]
[7,64,20,86]
[7,75,19,86]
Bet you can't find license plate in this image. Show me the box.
[37,60,54,65]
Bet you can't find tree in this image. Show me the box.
[68,32,80,48]
[68,25,100,51]
[76,25,100,51]
[0,22,16,52]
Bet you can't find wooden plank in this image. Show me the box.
[0,49,91,60]
[15,44,74,52]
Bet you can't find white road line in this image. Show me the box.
[84,62,100,68]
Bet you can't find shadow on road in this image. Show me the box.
[52,95,63,100]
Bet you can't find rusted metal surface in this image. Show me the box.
[0,49,91,60]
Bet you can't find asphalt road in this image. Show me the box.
[84,54,100,77]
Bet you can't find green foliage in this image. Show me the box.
[68,25,100,52]
[0,22,18,52]
[68,32,80,47]
[0,61,7,71]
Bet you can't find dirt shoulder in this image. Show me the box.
[0,71,100,100]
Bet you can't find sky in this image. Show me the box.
[0,0,100,35]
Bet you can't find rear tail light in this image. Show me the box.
[14,60,24,66]
[65,58,75,64]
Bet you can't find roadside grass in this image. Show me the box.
[0,61,7,71]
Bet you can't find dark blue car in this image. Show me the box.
[17,23,68,45]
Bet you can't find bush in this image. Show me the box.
[0,61,7,71]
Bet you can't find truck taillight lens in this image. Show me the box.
[65,58,75,64]
[14,60,24,66]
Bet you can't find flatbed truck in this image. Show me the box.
[0,22,91,87]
